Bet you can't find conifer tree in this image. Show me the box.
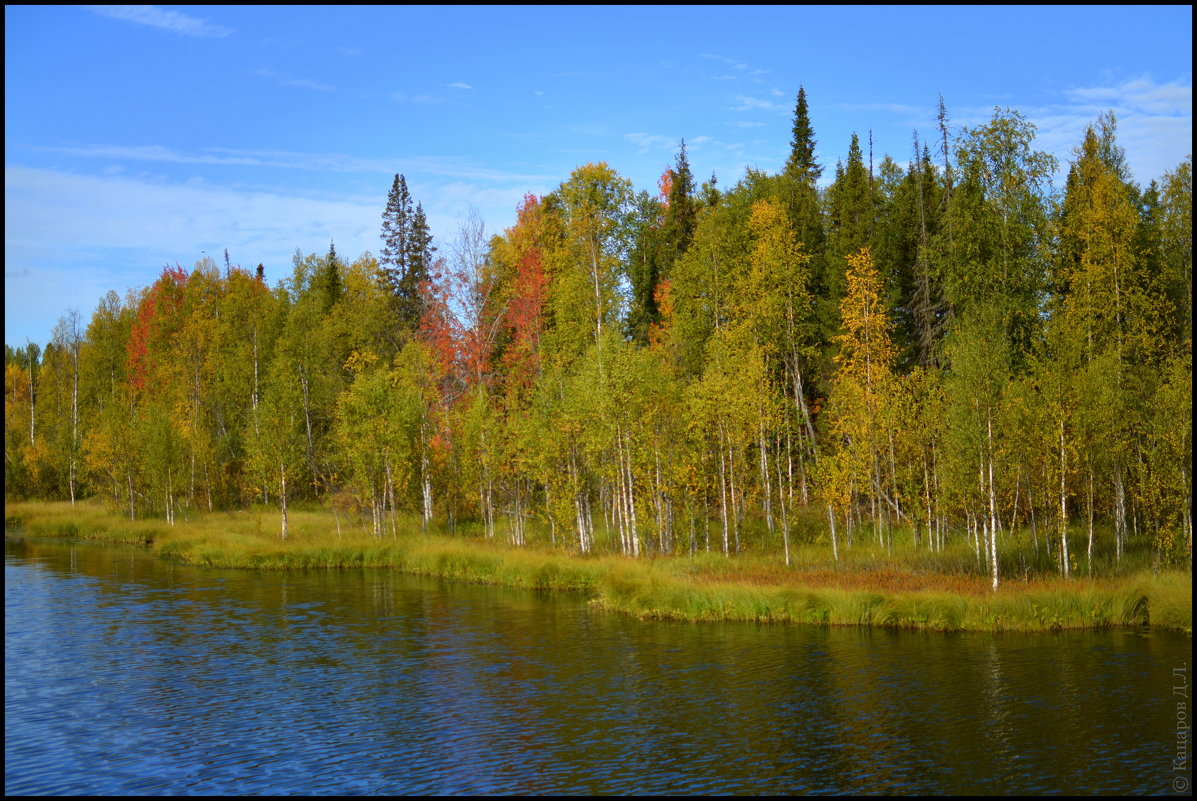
[381,174,412,272]
[876,140,946,368]
[828,133,875,260]
[629,141,698,345]
[380,174,437,338]
[626,189,664,346]
[819,133,876,365]
[1158,157,1192,350]
[785,86,822,185]
[661,139,698,269]
[313,240,344,313]
[776,87,830,405]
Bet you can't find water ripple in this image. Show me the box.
[6,540,1189,795]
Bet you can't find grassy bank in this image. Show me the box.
[6,499,1191,633]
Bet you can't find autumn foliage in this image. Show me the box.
[5,104,1191,579]
[126,265,188,393]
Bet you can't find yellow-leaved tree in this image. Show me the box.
[822,248,898,555]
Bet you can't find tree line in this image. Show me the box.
[6,90,1191,586]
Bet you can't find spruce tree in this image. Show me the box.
[629,140,699,345]
[819,133,877,359]
[380,174,436,336]
[828,133,875,260]
[381,174,412,272]
[777,88,828,363]
[875,140,946,369]
[663,138,698,265]
[626,190,664,345]
[785,86,822,185]
[410,202,435,292]
[314,240,343,313]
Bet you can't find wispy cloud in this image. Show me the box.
[624,132,678,154]
[251,67,334,93]
[700,53,768,75]
[3,164,376,343]
[1019,77,1190,184]
[899,77,1192,186]
[83,5,232,38]
[730,94,787,113]
[448,82,473,90]
[1066,77,1191,117]
[3,165,543,344]
[391,91,441,105]
[4,165,375,259]
[837,102,929,117]
[35,144,553,183]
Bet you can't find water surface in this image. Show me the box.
[5,537,1189,795]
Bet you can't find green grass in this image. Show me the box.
[6,499,1191,633]
[590,564,1191,632]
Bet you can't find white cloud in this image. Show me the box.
[3,165,543,343]
[699,53,771,84]
[37,144,552,183]
[1067,78,1191,117]
[731,94,786,113]
[448,82,474,90]
[83,5,232,38]
[5,165,376,266]
[837,102,929,118]
[624,132,678,154]
[391,91,441,105]
[3,166,369,343]
[1012,77,1191,185]
[701,53,768,74]
[251,67,334,93]
[853,77,1191,188]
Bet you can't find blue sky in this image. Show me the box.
[5,5,1192,348]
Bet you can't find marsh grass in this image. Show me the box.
[6,500,1190,632]
[596,569,1190,632]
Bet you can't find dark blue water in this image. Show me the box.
[5,536,1192,795]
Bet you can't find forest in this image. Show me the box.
[5,92,1192,591]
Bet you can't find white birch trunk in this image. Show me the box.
[759,420,773,534]
[717,425,730,557]
[987,414,999,592]
[827,503,839,562]
[280,461,288,541]
[1059,420,1070,579]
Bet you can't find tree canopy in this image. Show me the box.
[7,95,1192,581]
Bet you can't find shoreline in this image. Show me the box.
[5,500,1191,634]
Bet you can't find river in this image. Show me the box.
[5,536,1191,795]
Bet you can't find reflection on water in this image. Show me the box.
[4,537,1189,795]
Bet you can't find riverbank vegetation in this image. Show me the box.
[6,499,1190,632]
[5,93,1191,600]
